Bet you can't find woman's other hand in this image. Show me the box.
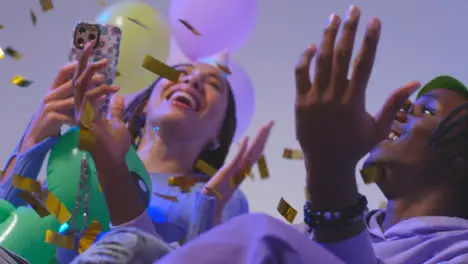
[204,121,274,222]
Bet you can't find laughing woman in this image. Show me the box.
[0,43,272,262]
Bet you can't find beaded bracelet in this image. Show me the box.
[304,195,368,231]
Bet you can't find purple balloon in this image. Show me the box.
[169,0,258,60]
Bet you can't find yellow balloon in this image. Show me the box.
[96,2,170,94]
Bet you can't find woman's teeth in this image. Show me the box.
[388,132,400,140]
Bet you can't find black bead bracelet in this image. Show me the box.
[304,195,368,231]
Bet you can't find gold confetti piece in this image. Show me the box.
[277,197,297,224]
[217,64,231,75]
[204,186,222,200]
[360,164,384,184]
[11,75,33,87]
[168,176,207,193]
[178,19,201,36]
[115,70,121,77]
[0,48,4,60]
[13,175,41,193]
[45,230,74,250]
[78,220,102,253]
[30,9,37,26]
[78,127,95,152]
[43,191,72,224]
[126,17,150,30]
[283,148,304,160]
[154,192,179,202]
[0,25,4,30]
[304,187,309,201]
[40,0,54,12]
[194,160,217,177]
[257,155,269,179]
[98,184,102,192]
[142,55,181,83]
[379,201,388,209]
[95,0,106,7]
[4,47,22,60]
[17,191,50,217]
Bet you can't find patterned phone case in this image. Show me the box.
[68,22,121,116]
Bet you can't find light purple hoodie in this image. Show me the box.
[157,210,468,264]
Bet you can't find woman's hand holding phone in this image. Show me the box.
[21,58,108,153]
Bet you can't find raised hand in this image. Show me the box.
[294,6,420,168]
[204,121,274,218]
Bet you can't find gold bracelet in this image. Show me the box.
[203,186,223,200]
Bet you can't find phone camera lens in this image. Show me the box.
[88,34,96,41]
[77,38,84,46]
[78,27,86,34]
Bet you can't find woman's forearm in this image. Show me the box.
[94,159,146,226]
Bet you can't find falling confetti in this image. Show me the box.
[17,191,50,217]
[40,0,54,12]
[13,175,42,193]
[78,220,102,253]
[127,17,150,30]
[167,176,205,193]
[30,9,37,26]
[95,0,106,7]
[142,55,181,83]
[45,230,74,250]
[43,191,72,224]
[115,70,121,77]
[4,47,22,60]
[217,64,231,75]
[257,155,269,179]
[154,192,179,202]
[0,48,4,60]
[379,201,388,209]
[194,160,217,177]
[283,148,304,160]
[11,75,33,87]
[360,164,384,184]
[277,197,297,223]
[178,19,201,36]
[0,25,4,30]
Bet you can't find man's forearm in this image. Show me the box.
[305,158,365,243]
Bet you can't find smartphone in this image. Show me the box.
[68,22,122,116]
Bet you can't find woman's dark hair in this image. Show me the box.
[124,67,237,172]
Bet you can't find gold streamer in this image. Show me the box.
[30,9,37,26]
[11,75,32,87]
[277,197,297,224]
[127,17,150,30]
[257,155,269,179]
[283,148,304,160]
[178,19,201,36]
[360,164,384,184]
[16,191,50,217]
[79,101,95,129]
[194,160,217,177]
[142,55,181,83]
[4,47,22,60]
[217,64,231,75]
[154,192,179,202]
[45,230,74,250]
[379,201,388,209]
[43,192,72,224]
[78,220,102,253]
[12,175,41,193]
[39,0,54,12]
[204,186,222,200]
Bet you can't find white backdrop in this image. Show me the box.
[1,0,467,223]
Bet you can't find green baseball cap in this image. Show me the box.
[416,75,468,98]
